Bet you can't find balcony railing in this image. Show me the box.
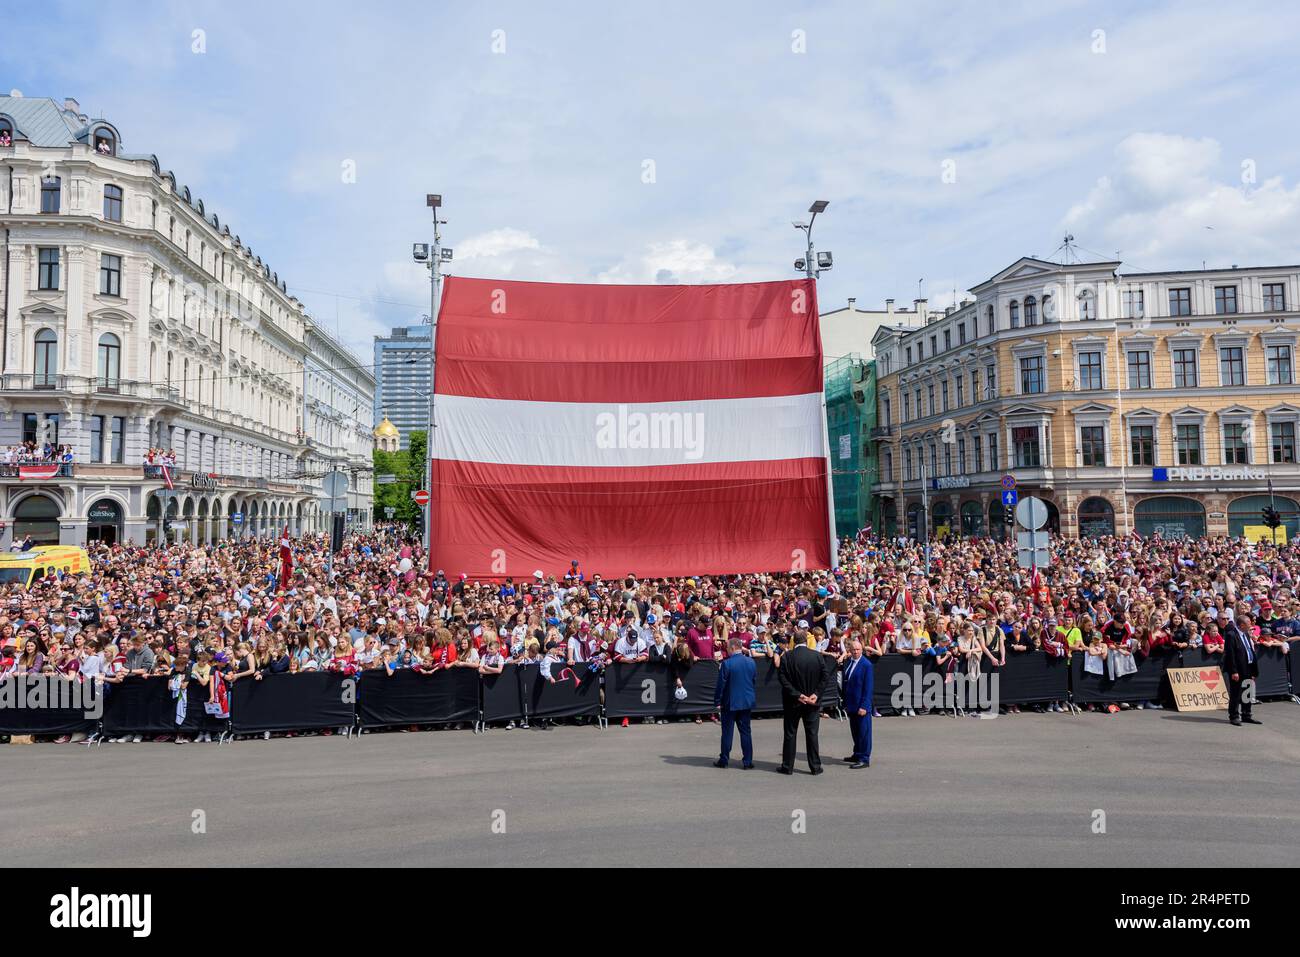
[870,425,893,439]
[0,462,74,478]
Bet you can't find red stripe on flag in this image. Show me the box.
[428,457,831,580]
[434,277,824,403]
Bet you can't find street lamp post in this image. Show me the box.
[412,194,449,552]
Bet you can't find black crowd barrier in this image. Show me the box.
[481,665,526,723]
[101,676,226,736]
[1070,650,1170,704]
[519,663,601,720]
[358,668,479,728]
[605,661,721,718]
[229,672,354,734]
[3,644,1297,737]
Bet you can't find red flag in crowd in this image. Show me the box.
[279,526,293,589]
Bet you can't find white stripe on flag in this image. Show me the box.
[431,392,826,467]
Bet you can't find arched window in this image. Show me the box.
[1009,300,1020,328]
[1024,295,1037,325]
[93,128,116,155]
[1042,293,1053,320]
[0,118,13,147]
[1079,289,1095,320]
[34,328,58,388]
[97,332,121,390]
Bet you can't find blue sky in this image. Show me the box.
[5,0,1300,362]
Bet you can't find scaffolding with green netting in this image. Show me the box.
[823,354,878,538]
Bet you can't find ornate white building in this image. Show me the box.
[0,94,373,546]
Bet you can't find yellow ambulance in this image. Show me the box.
[0,545,92,588]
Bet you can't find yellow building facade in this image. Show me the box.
[871,258,1300,540]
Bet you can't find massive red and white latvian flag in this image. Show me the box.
[428,277,834,579]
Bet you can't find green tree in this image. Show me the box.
[371,430,428,528]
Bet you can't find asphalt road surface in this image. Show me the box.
[5,704,1299,866]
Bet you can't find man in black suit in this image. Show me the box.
[1220,611,1261,726]
[776,628,832,775]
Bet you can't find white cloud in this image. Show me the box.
[597,239,742,285]
[1063,133,1300,268]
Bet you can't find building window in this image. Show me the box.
[930,335,937,356]
[34,329,58,387]
[1078,290,1094,320]
[1223,423,1249,464]
[1267,344,1293,385]
[1127,350,1152,389]
[22,412,58,446]
[1169,287,1192,316]
[1176,423,1202,465]
[903,448,913,481]
[914,388,921,417]
[99,254,122,296]
[988,432,999,471]
[1219,346,1245,386]
[906,347,912,365]
[1079,425,1107,466]
[986,366,997,399]
[1263,282,1286,312]
[1173,348,1198,388]
[40,176,60,213]
[1009,301,1020,328]
[1122,289,1144,318]
[955,375,964,407]
[97,333,121,390]
[1214,286,1238,315]
[1019,355,1045,394]
[103,184,123,222]
[1078,350,1103,390]
[110,416,125,463]
[943,330,951,351]
[986,305,994,335]
[927,385,935,415]
[917,342,924,360]
[1024,296,1037,325]
[90,415,104,463]
[1130,424,1155,466]
[958,323,966,345]
[902,393,911,420]
[940,380,949,411]
[1273,422,1297,464]
[1013,426,1041,468]
[38,247,60,289]
[93,129,116,155]
[944,444,952,476]
[972,434,982,472]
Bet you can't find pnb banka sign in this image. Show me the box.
[1153,466,1266,483]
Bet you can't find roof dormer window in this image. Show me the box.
[93,128,116,155]
[0,120,12,147]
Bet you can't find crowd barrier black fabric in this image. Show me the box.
[229,672,354,733]
[753,658,786,714]
[481,665,526,723]
[0,676,98,735]
[357,668,479,727]
[997,652,1071,705]
[1253,648,1291,698]
[519,664,601,720]
[1070,651,1171,704]
[101,676,226,736]
[605,661,721,718]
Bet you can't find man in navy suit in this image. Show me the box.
[840,639,873,769]
[714,637,756,769]
[1220,611,1261,727]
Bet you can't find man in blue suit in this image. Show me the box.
[840,639,873,769]
[714,637,756,769]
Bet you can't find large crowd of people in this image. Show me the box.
[1,524,1295,743]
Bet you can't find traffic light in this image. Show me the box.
[1262,506,1282,529]
[331,513,346,552]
